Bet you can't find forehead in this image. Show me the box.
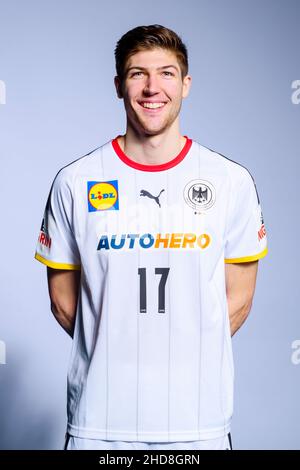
[125,48,180,70]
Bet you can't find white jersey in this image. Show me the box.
[35,137,267,442]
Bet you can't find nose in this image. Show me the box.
[143,73,160,95]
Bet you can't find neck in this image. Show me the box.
[118,123,186,165]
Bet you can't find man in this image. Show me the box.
[35,25,268,450]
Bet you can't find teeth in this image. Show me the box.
[142,102,165,109]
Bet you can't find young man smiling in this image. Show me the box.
[35,25,268,450]
[114,46,191,163]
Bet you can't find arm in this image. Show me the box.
[225,261,258,336]
[47,267,81,338]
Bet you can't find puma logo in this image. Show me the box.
[140,189,165,207]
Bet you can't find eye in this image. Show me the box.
[162,71,174,77]
[131,71,144,77]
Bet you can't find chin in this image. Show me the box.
[141,127,167,137]
[131,114,172,136]
[139,121,171,136]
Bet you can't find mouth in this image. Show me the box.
[138,101,167,112]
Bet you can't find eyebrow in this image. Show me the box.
[126,65,179,74]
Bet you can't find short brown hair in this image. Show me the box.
[115,24,188,81]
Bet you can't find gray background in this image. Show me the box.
[0,0,299,450]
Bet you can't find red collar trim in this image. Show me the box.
[111,136,192,172]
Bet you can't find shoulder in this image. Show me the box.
[52,139,112,188]
[193,140,255,185]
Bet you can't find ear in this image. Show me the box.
[182,74,192,99]
[114,76,123,99]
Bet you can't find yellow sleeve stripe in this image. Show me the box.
[34,253,81,271]
[224,246,268,264]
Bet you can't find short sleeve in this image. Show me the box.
[34,169,81,270]
[224,170,268,263]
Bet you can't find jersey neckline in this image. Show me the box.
[111,135,192,172]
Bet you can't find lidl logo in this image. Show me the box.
[88,180,119,212]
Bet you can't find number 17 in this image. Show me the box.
[138,267,170,314]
